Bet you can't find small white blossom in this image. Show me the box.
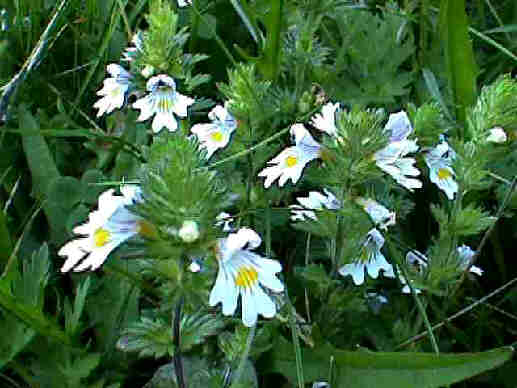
[141,65,155,78]
[290,189,340,222]
[356,197,396,231]
[133,74,195,133]
[191,105,237,159]
[487,127,507,143]
[374,139,422,191]
[93,64,132,117]
[399,250,427,294]
[178,220,200,243]
[178,0,192,7]
[312,383,330,388]
[311,102,340,137]
[385,110,413,142]
[209,228,284,327]
[58,185,142,272]
[188,258,202,273]
[457,245,483,276]
[258,124,321,188]
[367,292,389,314]
[339,228,395,285]
[424,141,458,200]
[215,212,234,232]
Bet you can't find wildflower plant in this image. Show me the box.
[3,1,517,387]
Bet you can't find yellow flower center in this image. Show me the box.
[234,266,259,288]
[437,168,452,180]
[94,228,111,247]
[211,131,224,142]
[286,155,298,167]
[157,98,172,111]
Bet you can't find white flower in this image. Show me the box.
[312,383,330,388]
[374,139,422,191]
[215,212,234,232]
[178,220,200,243]
[385,110,413,142]
[93,64,132,117]
[189,258,202,273]
[178,0,192,6]
[133,75,195,133]
[367,292,389,314]
[311,102,340,137]
[424,141,458,200]
[290,189,340,222]
[58,185,142,272]
[399,250,427,294]
[141,65,155,78]
[356,197,396,231]
[209,228,284,327]
[122,31,143,62]
[258,124,321,188]
[457,245,483,276]
[487,127,507,143]
[191,105,237,159]
[338,228,395,285]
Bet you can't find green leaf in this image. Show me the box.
[117,317,173,359]
[18,107,69,243]
[439,0,477,124]
[232,0,285,80]
[143,357,214,388]
[0,211,12,266]
[47,176,83,210]
[180,312,224,352]
[18,107,60,199]
[269,337,513,387]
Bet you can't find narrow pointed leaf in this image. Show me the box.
[269,337,513,387]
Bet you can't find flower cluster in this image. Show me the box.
[60,187,284,327]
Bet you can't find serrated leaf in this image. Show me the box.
[180,312,224,352]
[268,337,513,387]
[117,317,173,359]
[143,357,213,388]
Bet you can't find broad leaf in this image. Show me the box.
[269,337,513,387]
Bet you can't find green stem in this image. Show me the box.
[230,325,256,388]
[285,288,305,388]
[398,263,440,354]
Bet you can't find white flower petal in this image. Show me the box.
[241,288,258,327]
[339,263,366,285]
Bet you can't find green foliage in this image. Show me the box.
[1,0,517,386]
[439,0,478,123]
[320,3,415,106]
[135,134,226,259]
[467,75,517,141]
[269,337,513,387]
[132,0,210,90]
[118,317,173,358]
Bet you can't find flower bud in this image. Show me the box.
[141,65,155,78]
[487,127,507,143]
[178,220,200,243]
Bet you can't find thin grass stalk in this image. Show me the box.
[173,296,186,388]
[285,288,304,388]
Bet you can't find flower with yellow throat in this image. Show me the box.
[58,185,143,272]
[258,124,321,188]
[209,228,284,327]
